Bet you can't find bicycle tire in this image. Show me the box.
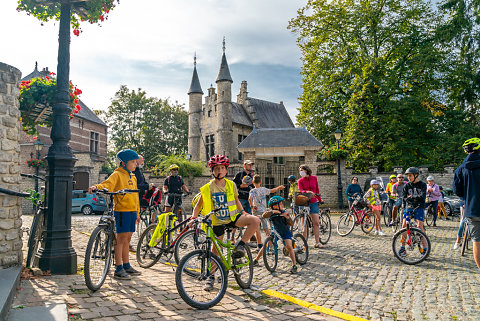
[318,212,331,245]
[84,226,113,291]
[262,236,278,272]
[174,229,206,265]
[361,211,375,234]
[136,224,163,268]
[175,249,228,310]
[461,224,469,257]
[232,244,253,289]
[336,212,355,236]
[292,215,306,240]
[425,207,434,226]
[383,204,392,227]
[26,209,45,268]
[392,227,431,265]
[293,233,308,265]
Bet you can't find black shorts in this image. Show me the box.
[212,214,242,237]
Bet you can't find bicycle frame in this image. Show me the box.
[350,203,369,225]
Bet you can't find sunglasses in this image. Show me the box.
[397,177,404,179]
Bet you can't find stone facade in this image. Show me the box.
[0,62,23,269]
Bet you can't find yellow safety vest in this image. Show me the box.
[365,188,378,205]
[200,179,239,225]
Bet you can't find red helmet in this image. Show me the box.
[208,154,230,170]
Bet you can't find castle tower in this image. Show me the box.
[215,38,233,158]
[187,54,203,161]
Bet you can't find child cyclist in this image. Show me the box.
[190,155,260,290]
[88,149,141,280]
[400,167,428,256]
[262,196,298,274]
[364,180,385,236]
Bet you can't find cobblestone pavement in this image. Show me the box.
[13,213,480,321]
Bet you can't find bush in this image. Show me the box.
[149,155,205,177]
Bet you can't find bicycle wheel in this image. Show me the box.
[425,207,433,226]
[136,224,162,268]
[361,211,375,234]
[262,236,278,272]
[175,249,228,310]
[132,211,150,251]
[174,229,207,264]
[232,244,253,289]
[461,225,469,257]
[336,212,355,236]
[392,227,431,265]
[84,226,113,291]
[383,204,392,227]
[292,215,306,239]
[318,212,331,245]
[293,233,308,265]
[26,209,45,268]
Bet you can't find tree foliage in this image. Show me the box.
[289,0,479,171]
[106,85,188,166]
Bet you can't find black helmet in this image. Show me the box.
[405,167,419,175]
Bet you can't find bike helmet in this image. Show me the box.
[168,164,179,171]
[288,175,296,182]
[462,137,480,153]
[370,179,380,186]
[116,149,139,164]
[405,167,419,174]
[208,154,230,170]
[242,175,253,185]
[268,195,285,208]
[192,192,202,210]
[389,175,397,180]
[426,176,434,181]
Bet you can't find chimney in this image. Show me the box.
[237,80,248,104]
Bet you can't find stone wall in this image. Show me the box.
[0,62,23,269]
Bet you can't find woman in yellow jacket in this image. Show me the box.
[88,149,141,280]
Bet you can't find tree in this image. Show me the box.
[289,0,450,171]
[106,86,188,165]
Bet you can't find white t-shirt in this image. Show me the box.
[249,187,271,214]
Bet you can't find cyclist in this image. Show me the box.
[453,137,480,270]
[262,196,297,273]
[399,167,428,257]
[386,174,397,217]
[190,155,260,290]
[163,164,190,214]
[426,176,441,227]
[364,180,385,236]
[346,177,362,209]
[390,174,406,226]
[287,175,298,201]
[88,149,141,280]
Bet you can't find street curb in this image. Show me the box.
[0,265,22,321]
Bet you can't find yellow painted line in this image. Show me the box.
[262,289,369,321]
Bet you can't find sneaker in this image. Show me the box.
[453,242,461,250]
[124,266,141,275]
[433,223,437,227]
[253,259,259,266]
[388,220,395,227]
[129,245,136,252]
[378,231,386,236]
[232,247,246,259]
[289,265,298,274]
[399,247,406,258]
[374,230,379,235]
[204,275,215,291]
[114,269,131,280]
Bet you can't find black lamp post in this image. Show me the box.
[37,0,77,274]
[334,129,344,209]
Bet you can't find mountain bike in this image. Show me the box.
[83,188,139,291]
[336,195,375,236]
[392,206,431,265]
[291,192,331,244]
[0,173,46,268]
[165,192,190,222]
[175,209,253,310]
[131,187,162,250]
[263,214,308,272]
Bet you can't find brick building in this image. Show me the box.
[19,63,108,213]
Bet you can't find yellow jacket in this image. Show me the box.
[95,167,140,214]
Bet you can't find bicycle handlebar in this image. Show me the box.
[92,188,139,195]
[21,173,46,182]
[0,187,31,198]
[167,192,191,197]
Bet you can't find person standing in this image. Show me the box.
[390,174,406,226]
[426,176,441,227]
[133,155,154,207]
[364,180,385,236]
[163,164,190,219]
[345,177,362,209]
[437,186,448,220]
[453,138,480,270]
[386,175,398,217]
[233,160,255,214]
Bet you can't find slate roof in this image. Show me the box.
[216,52,233,83]
[237,127,323,149]
[77,100,107,127]
[188,65,203,95]
[232,102,253,127]
[248,98,295,128]
[21,63,50,81]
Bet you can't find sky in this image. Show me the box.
[1,0,306,123]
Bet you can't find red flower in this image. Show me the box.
[75,105,81,110]
[49,72,56,76]
[99,15,104,22]
[73,29,80,36]
[74,99,79,104]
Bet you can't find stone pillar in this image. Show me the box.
[393,166,403,174]
[369,166,378,176]
[418,166,429,179]
[0,62,23,268]
[444,165,455,174]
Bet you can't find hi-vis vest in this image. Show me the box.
[200,179,239,226]
[365,188,378,205]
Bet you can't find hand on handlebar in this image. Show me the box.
[88,185,97,194]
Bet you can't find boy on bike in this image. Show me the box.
[364,180,385,236]
[262,196,298,274]
[163,164,190,215]
[190,155,260,290]
[88,149,141,280]
[400,167,428,256]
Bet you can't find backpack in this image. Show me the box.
[141,187,162,208]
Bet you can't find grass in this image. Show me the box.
[70,288,89,294]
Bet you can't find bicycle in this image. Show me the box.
[131,187,162,249]
[336,195,375,236]
[165,192,190,222]
[291,192,331,244]
[461,218,470,257]
[0,173,46,268]
[392,206,431,265]
[389,204,405,233]
[175,209,254,310]
[83,188,139,291]
[263,213,308,272]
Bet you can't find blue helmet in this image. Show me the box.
[116,149,139,164]
[288,175,296,181]
[268,196,285,208]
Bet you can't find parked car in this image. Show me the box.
[442,188,461,218]
[72,190,107,215]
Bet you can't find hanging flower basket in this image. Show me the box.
[27,158,46,168]
[16,0,120,36]
[19,75,82,135]
[321,146,348,161]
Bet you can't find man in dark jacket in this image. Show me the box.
[133,155,154,207]
[233,160,255,213]
[453,138,480,270]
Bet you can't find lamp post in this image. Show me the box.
[334,129,344,209]
[37,0,77,274]
[33,138,44,194]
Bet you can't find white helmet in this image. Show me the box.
[370,179,380,186]
[426,176,434,181]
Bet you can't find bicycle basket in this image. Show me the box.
[295,194,311,206]
[141,188,162,208]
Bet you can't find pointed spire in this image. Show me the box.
[35,61,38,71]
[216,37,233,83]
[188,53,203,95]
